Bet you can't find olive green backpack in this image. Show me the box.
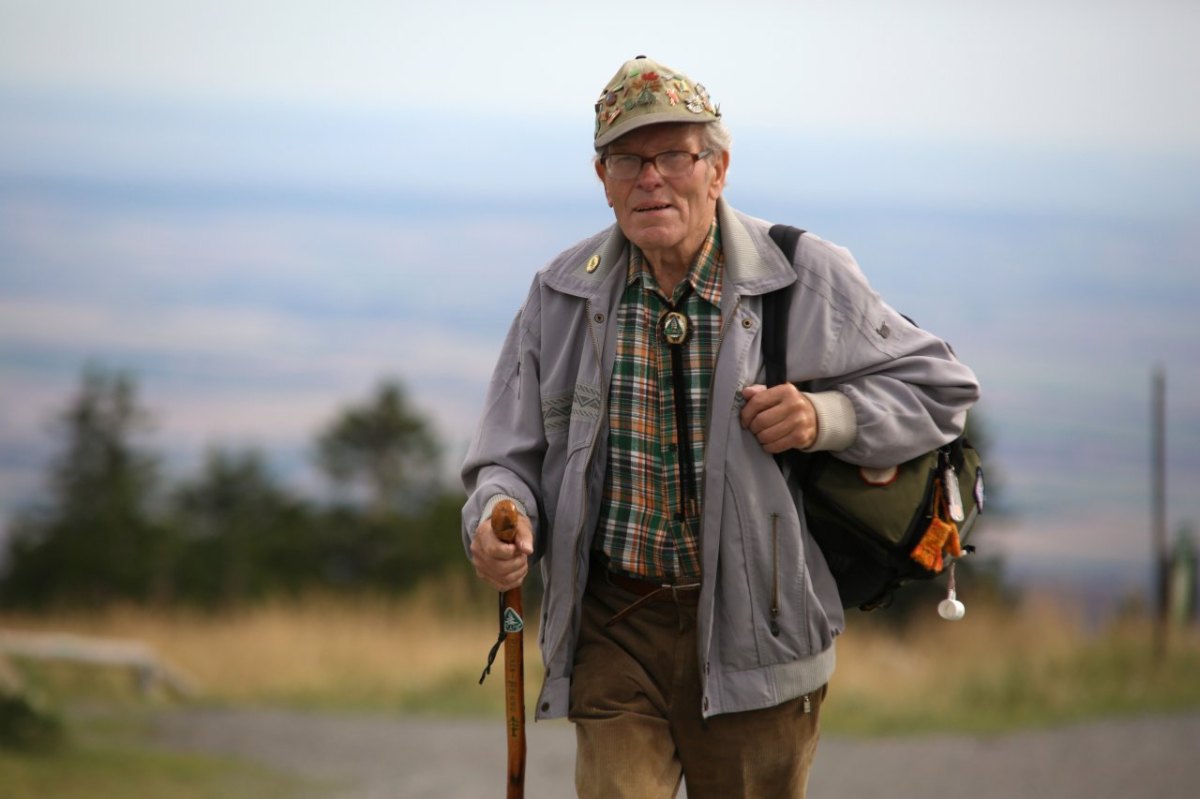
[764,225,984,611]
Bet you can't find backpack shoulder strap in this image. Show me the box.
[763,225,808,475]
[763,225,805,390]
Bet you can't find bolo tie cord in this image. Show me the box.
[660,284,699,526]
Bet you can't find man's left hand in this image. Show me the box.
[740,384,818,453]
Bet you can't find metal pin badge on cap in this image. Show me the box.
[594,55,720,148]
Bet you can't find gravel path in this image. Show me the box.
[151,708,1200,798]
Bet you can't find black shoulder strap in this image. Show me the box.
[763,224,808,475]
[763,225,805,390]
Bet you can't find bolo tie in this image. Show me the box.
[659,283,700,528]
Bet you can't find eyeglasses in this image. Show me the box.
[601,149,712,181]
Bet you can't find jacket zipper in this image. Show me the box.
[544,298,608,679]
[676,294,744,690]
[770,512,781,636]
[704,296,742,433]
[709,297,781,641]
[695,296,742,529]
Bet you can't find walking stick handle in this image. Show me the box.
[490,499,526,798]
[491,499,520,544]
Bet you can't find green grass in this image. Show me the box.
[0,686,322,799]
[0,733,318,799]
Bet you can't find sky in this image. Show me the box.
[1,0,1198,599]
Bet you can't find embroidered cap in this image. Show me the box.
[594,55,720,149]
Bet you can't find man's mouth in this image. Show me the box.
[635,203,672,213]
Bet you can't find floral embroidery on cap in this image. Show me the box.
[594,56,720,147]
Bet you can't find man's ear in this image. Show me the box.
[708,149,730,200]
[594,160,613,206]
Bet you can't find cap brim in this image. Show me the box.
[594,111,714,149]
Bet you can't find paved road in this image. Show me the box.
[152,708,1200,798]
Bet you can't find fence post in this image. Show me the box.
[1151,367,1168,660]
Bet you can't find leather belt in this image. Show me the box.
[590,561,701,627]
[605,569,701,599]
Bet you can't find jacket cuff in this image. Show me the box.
[802,390,857,453]
[480,494,530,528]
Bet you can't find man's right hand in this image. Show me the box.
[471,511,535,592]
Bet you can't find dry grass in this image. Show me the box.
[0,576,528,715]
[3,582,1198,732]
[829,593,1200,734]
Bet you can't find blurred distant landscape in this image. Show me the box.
[2,4,1199,796]
[3,91,1197,615]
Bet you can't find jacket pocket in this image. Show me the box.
[715,465,814,670]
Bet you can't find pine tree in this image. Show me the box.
[316,380,441,516]
[0,367,167,606]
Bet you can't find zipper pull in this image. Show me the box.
[943,464,965,522]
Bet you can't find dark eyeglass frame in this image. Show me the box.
[601,149,712,180]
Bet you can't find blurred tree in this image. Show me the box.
[170,448,315,606]
[0,367,168,606]
[316,380,441,516]
[1,369,472,608]
[311,489,468,593]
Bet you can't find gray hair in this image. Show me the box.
[594,120,733,162]
[700,120,733,156]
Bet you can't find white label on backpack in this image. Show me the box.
[858,465,898,486]
[944,466,965,522]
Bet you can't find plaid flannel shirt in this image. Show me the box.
[595,222,723,581]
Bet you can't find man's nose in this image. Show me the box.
[634,159,664,188]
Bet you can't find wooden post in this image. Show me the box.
[1151,367,1168,660]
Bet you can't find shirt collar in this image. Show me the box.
[626,221,724,306]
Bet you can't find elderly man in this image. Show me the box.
[463,55,979,798]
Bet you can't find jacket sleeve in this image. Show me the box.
[793,235,981,469]
[460,280,547,559]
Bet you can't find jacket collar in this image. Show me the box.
[543,198,797,300]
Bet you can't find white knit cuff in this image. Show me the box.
[480,494,530,526]
[802,390,857,453]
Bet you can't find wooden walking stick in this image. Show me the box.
[478,499,526,798]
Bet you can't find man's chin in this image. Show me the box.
[626,226,682,252]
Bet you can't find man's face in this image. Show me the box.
[595,123,729,270]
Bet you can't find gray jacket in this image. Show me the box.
[462,200,980,720]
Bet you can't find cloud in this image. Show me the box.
[2,3,1199,573]
[2,1,1198,154]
